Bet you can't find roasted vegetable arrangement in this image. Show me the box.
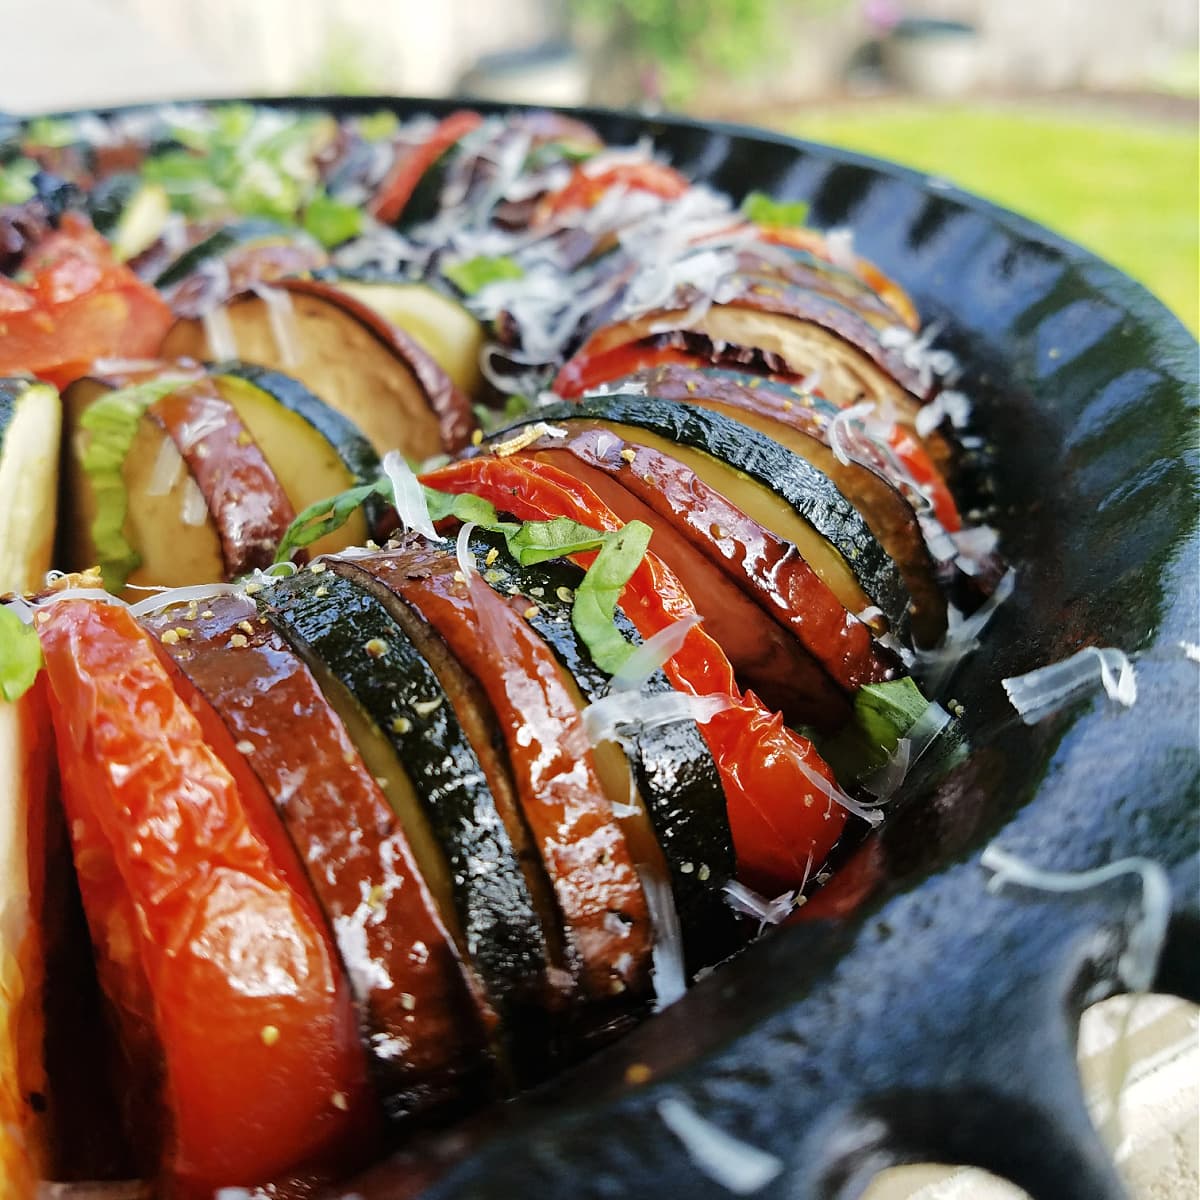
[0,104,1008,1197]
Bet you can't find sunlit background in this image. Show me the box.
[2,4,1197,1200]
[2,0,1196,330]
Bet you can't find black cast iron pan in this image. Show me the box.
[12,96,1199,1200]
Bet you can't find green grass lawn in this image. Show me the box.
[755,103,1197,334]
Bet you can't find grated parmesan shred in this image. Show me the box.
[911,567,1016,694]
[609,614,703,694]
[1002,646,1137,724]
[656,1097,784,1195]
[382,450,439,542]
[581,691,731,748]
[455,522,477,582]
[981,845,1170,995]
[638,866,687,1010]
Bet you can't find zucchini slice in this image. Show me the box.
[159,279,476,458]
[350,543,655,1013]
[208,363,380,556]
[0,377,60,593]
[608,362,948,644]
[60,375,224,592]
[514,426,897,715]
[331,279,485,397]
[148,379,296,577]
[143,593,496,1121]
[502,395,910,636]
[467,529,746,978]
[103,180,170,263]
[260,568,553,1039]
[557,305,953,476]
[325,557,576,1076]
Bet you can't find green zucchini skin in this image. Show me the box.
[259,568,551,1033]
[0,377,24,453]
[208,361,386,535]
[469,529,746,978]
[503,394,910,635]
[85,171,139,236]
[152,218,289,289]
[396,146,454,231]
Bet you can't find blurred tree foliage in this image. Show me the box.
[296,26,386,95]
[573,0,793,103]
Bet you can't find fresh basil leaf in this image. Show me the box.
[503,518,606,566]
[273,479,390,563]
[819,676,932,782]
[443,254,524,296]
[0,158,38,206]
[23,116,77,149]
[741,190,810,229]
[423,487,506,530]
[0,606,42,703]
[570,520,653,675]
[303,191,364,247]
[79,377,198,590]
[274,480,654,681]
[357,111,400,142]
[141,150,223,216]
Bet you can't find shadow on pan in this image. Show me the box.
[23,95,1200,1200]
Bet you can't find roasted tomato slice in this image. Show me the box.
[537,161,690,220]
[0,214,172,389]
[553,343,703,399]
[422,457,849,894]
[369,110,484,225]
[36,599,378,1195]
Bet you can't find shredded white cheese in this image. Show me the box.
[382,450,439,542]
[722,879,800,929]
[1002,646,1137,725]
[455,522,477,582]
[144,436,185,498]
[638,866,687,1010]
[610,614,703,693]
[656,1097,784,1194]
[179,476,209,527]
[792,755,884,827]
[127,582,246,618]
[912,567,1016,694]
[201,297,238,361]
[980,845,1170,994]
[915,387,972,437]
[581,691,731,747]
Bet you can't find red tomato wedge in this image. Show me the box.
[422,457,849,894]
[36,599,377,1196]
[369,110,484,225]
[553,343,703,400]
[0,215,172,389]
[537,161,690,220]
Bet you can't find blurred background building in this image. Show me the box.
[1,0,1196,112]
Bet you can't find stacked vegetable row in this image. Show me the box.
[0,104,1002,1197]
